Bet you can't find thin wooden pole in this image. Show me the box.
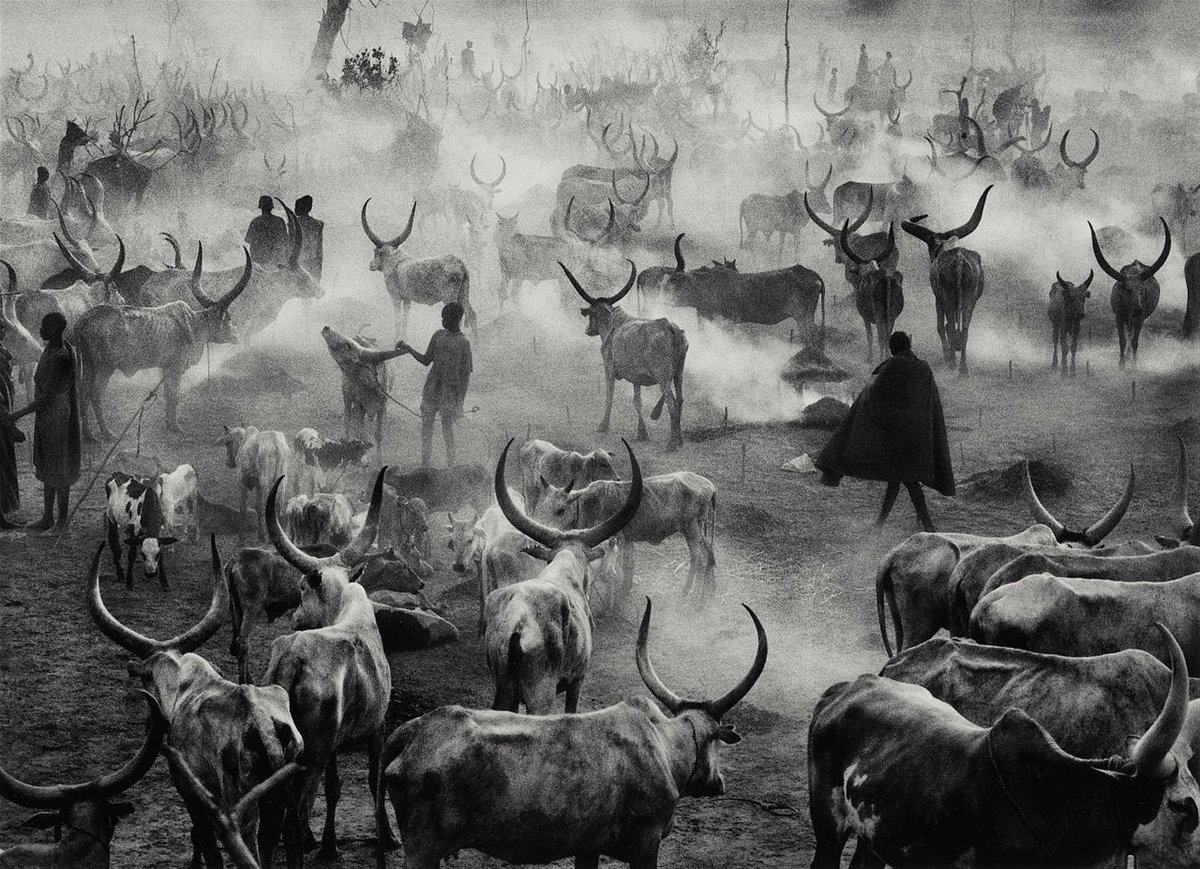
[783,0,792,127]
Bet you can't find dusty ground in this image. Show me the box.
[1,228,1198,868]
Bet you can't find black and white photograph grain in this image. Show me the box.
[0,0,1198,865]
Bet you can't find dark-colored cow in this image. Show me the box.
[1090,217,1171,367]
[1048,269,1094,374]
[809,624,1188,869]
[882,637,1200,867]
[901,185,993,375]
[738,162,833,253]
[840,222,903,362]
[383,464,491,514]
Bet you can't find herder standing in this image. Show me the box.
[395,302,473,468]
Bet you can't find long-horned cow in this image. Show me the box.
[563,261,688,451]
[87,536,305,869]
[361,199,476,339]
[518,438,620,512]
[260,469,397,861]
[1048,269,1094,375]
[381,597,766,868]
[1090,217,1171,367]
[0,694,165,868]
[809,624,1190,869]
[484,439,643,713]
[73,248,251,440]
[901,184,993,375]
[840,221,903,362]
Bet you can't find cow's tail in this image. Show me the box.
[492,631,523,712]
[874,555,901,658]
[650,323,686,422]
[706,491,717,550]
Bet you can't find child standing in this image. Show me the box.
[396,302,473,468]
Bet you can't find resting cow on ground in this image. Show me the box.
[382,597,766,869]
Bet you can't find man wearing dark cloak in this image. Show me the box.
[294,194,324,282]
[0,315,21,529]
[815,331,953,531]
[27,166,52,219]
[6,312,82,531]
[244,195,289,266]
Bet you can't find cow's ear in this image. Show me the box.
[717,725,742,745]
[159,536,178,546]
[583,546,606,562]
[108,800,136,818]
[348,564,366,582]
[1156,536,1182,550]
[1084,290,1091,298]
[304,570,323,590]
[564,478,575,494]
[23,812,60,830]
[521,545,554,563]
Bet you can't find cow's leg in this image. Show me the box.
[125,540,137,590]
[957,313,971,377]
[810,801,851,869]
[318,754,342,858]
[862,316,874,363]
[1117,318,1128,368]
[163,369,183,434]
[1131,314,1143,367]
[632,384,649,441]
[848,839,887,869]
[182,805,222,869]
[375,405,385,467]
[621,540,636,604]
[1051,323,1060,369]
[564,678,583,713]
[369,734,399,850]
[1070,326,1079,376]
[597,375,615,433]
[91,370,116,440]
[106,520,122,580]
[342,391,354,440]
[932,294,953,368]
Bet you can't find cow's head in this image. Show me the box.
[213,424,251,468]
[361,198,415,274]
[494,211,520,239]
[807,188,873,265]
[636,598,767,797]
[265,468,386,630]
[192,243,253,344]
[902,185,993,262]
[1022,459,1134,546]
[0,691,163,858]
[1050,269,1094,325]
[561,260,637,338]
[445,509,479,574]
[985,624,1189,865]
[89,536,228,691]
[1057,128,1100,190]
[137,534,178,580]
[493,438,642,583]
[1090,218,1170,318]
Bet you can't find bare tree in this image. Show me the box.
[306,0,353,81]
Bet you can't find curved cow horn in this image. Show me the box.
[339,468,386,566]
[602,260,637,305]
[661,137,679,169]
[1176,436,1195,540]
[159,232,183,269]
[813,93,851,118]
[635,598,768,720]
[1014,122,1053,155]
[1146,217,1172,278]
[361,198,414,248]
[803,192,837,237]
[104,235,126,285]
[53,231,99,280]
[1129,623,1188,778]
[674,233,686,272]
[848,188,875,233]
[1088,221,1124,281]
[495,438,567,549]
[815,162,833,191]
[266,476,320,573]
[55,202,80,249]
[1022,459,1066,539]
[0,691,165,809]
[189,241,217,308]
[214,248,252,311]
[1055,271,1067,289]
[940,184,993,241]
[560,262,597,306]
[275,197,302,269]
[1061,128,1100,170]
[88,542,226,657]
[839,220,869,266]
[577,438,641,548]
[1080,269,1094,291]
[612,171,650,206]
[1082,463,1135,545]
[1,260,16,293]
[470,153,506,188]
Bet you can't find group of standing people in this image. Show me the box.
[244,193,324,279]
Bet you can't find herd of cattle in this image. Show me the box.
[3,18,1200,869]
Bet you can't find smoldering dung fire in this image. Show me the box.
[4,1,1200,868]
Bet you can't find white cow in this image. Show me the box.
[214,425,290,541]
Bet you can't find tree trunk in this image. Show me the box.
[305,0,352,81]
[783,0,791,126]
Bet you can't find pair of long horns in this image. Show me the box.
[637,597,768,720]
[561,260,636,307]
[1061,128,1100,170]
[1022,459,1134,545]
[901,185,993,246]
[190,244,253,311]
[361,198,416,249]
[612,170,650,207]
[1089,218,1171,282]
[266,468,386,573]
[54,232,124,284]
[88,535,228,659]
[806,187,874,240]
[495,437,642,550]
[1054,270,1094,292]
[840,221,896,267]
[470,153,506,189]
[0,691,165,808]
[563,197,615,245]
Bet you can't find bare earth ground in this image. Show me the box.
[1,243,1198,867]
